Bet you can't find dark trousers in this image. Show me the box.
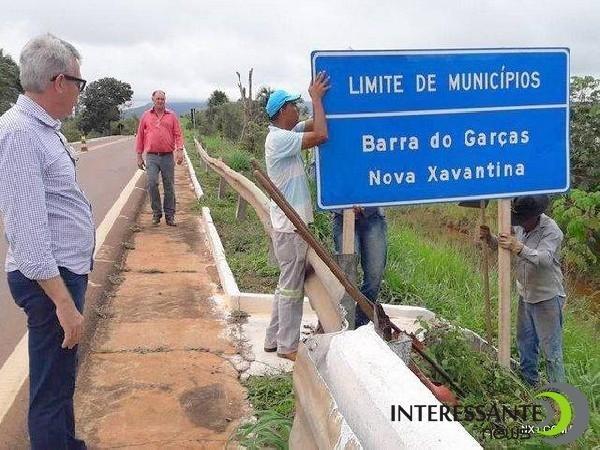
[7,267,88,450]
[333,211,388,327]
[146,152,176,219]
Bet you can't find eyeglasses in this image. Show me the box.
[51,74,87,92]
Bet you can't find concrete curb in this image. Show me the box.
[183,147,204,199]
[201,207,240,299]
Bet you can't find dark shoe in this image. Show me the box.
[166,218,177,227]
[152,216,161,226]
[264,346,277,353]
[277,351,297,362]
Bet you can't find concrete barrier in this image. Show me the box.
[291,327,482,449]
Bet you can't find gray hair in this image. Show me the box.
[19,33,81,93]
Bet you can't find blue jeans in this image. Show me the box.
[7,267,88,450]
[516,296,566,387]
[333,210,387,327]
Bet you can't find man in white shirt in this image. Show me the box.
[263,72,330,361]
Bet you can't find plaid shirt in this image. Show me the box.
[0,95,95,279]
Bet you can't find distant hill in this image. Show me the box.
[122,101,207,118]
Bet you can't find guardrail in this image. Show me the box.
[194,138,346,332]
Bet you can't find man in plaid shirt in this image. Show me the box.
[0,33,94,450]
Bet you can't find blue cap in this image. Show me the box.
[266,90,301,118]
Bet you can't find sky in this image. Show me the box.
[1,0,599,105]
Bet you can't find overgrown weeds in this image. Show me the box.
[233,374,294,449]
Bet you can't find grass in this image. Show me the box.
[243,374,295,417]
[232,374,294,450]
[234,411,293,450]
[185,128,599,448]
[384,209,600,448]
[186,130,279,293]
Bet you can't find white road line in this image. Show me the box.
[93,169,143,258]
[0,336,28,421]
[0,168,144,424]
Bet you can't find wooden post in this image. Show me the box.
[480,201,493,344]
[218,177,227,199]
[340,208,357,329]
[236,194,247,220]
[497,199,512,368]
[342,209,355,255]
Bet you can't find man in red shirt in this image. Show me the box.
[135,90,184,226]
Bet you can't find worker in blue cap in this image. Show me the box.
[480,195,567,386]
[263,71,330,361]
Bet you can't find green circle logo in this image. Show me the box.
[534,383,590,445]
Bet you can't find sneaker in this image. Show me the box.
[263,346,277,353]
[166,218,177,227]
[152,216,161,226]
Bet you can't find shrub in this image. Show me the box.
[224,149,252,173]
[552,189,600,275]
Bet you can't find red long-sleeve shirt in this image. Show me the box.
[135,108,183,154]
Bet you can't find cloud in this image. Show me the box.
[1,0,598,101]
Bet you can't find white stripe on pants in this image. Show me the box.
[264,231,308,354]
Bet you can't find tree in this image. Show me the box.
[208,90,229,108]
[570,76,600,190]
[60,117,82,142]
[236,69,255,143]
[215,102,243,140]
[0,49,22,115]
[206,89,229,123]
[78,77,133,134]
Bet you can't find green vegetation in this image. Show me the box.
[419,324,549,448]
[383,211,599,448]
[78,77,133,134]
[0,49,22,115]
[570,76,600,191]
[185,131,279,293]
[233,374,294,450]
[185,128,599,446]
[243,374,295,417]
[183,75,600,447]
[553,189,600,274]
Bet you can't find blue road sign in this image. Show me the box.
[311,49,570,209]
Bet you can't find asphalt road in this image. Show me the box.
[0,135,137,367]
